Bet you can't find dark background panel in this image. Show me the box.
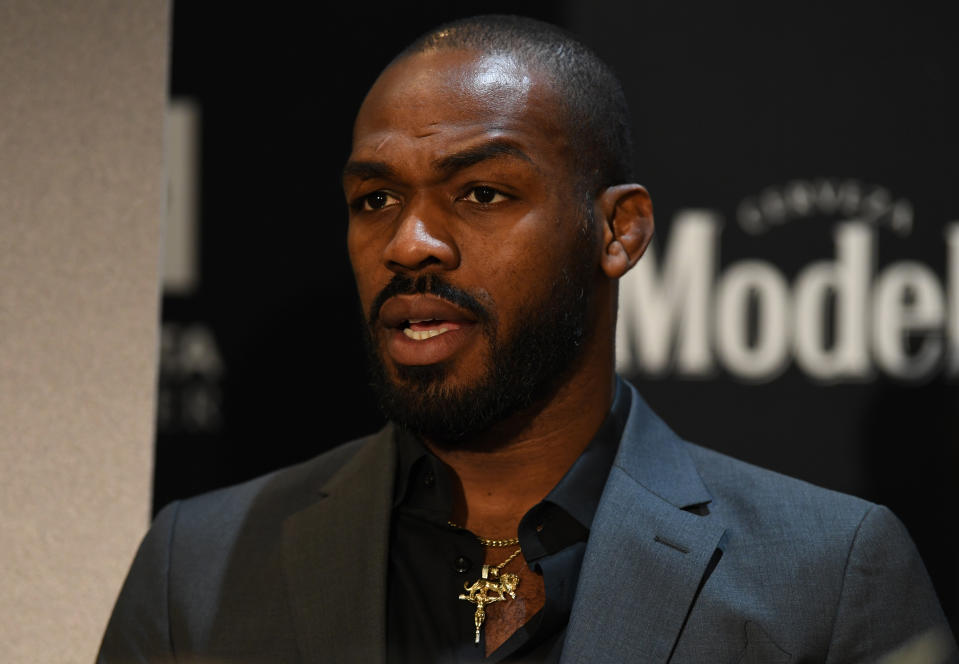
[158,0,958,634]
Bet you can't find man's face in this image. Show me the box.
[344,49,600,443]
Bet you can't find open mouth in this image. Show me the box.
[402,318,460,340]
[379,295,475,339]
[377,294,479,365]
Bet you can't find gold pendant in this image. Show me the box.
[458,564,520,644]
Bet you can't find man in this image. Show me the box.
[100,15,956,663]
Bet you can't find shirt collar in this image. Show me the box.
[391,377,632,533]
[538,377,631,530]
[391,427,451,521]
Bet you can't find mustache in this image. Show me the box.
[369,274,492,327]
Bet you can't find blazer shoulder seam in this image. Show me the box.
[822,502,875,663]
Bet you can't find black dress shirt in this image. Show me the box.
[386,381,631,663]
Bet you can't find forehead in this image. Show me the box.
[350,49,568,166]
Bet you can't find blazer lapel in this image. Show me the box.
[562,385,727,664]
[280,427,396,664]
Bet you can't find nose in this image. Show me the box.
[382,200,459,274]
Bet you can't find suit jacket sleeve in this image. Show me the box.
[825,504,958,663]
[97,502,179,663]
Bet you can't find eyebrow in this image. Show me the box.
[342,160,396,182]
[432,141,534,175]
[342,139,535,183]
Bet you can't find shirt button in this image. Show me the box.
[424,471,435,488]
[453,556,471,574]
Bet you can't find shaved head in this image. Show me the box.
[393,14,635,195]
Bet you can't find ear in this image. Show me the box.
[596,184,655,279]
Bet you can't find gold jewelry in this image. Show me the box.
[447,521,519,547]
[457,547,522,644]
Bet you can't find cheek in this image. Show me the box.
[346,221,366,265]
[492,222,579,281]
[347,225,385,307]
[475,248,558,320]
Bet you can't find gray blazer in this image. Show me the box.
[99,384,957,663]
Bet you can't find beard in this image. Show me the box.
[362,216,597,446]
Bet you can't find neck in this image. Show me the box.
[426,341,616,540]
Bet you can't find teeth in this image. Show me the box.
[407,318,434,324]
[403,327,450,341]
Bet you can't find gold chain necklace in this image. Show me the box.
[449,521,522,644]
[447,521,519,547]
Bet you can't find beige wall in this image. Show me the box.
[0,2,169,662]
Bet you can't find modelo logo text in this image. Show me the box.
[615,180,959,383]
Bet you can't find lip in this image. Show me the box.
[377,294,478,329]
[377,295,480,366]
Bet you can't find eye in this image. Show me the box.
[359,190,400,211]
[462,186,508,205]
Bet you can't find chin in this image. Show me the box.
[364,247,595,444]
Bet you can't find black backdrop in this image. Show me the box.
[159,1,957,635]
